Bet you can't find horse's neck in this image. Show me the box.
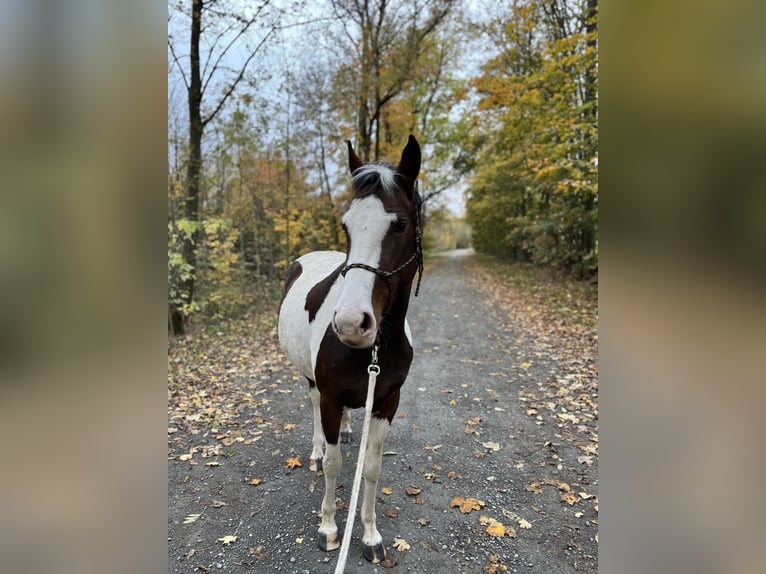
[381,282,414,336]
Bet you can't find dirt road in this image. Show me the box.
[168,250,598,573]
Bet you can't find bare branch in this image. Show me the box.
[168,37,190,91]
[201,27,276,127]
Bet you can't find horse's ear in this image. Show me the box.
[397,135,421,184]
[347,140,363,174]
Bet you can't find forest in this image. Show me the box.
[168,0,598,334]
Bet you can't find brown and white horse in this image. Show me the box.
[278,135,423,564]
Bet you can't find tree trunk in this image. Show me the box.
[170,0,203,335]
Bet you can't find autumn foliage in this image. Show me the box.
[466,1,598,279]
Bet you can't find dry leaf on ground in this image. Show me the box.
[284,456,302,470]
[450,496,486,514]
[392,537,410,551]
[218,535,237,545]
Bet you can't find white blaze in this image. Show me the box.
[334,195,396,347]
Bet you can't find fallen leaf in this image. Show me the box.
[424,473,436,480]
[295,537,303,544]
[417,517,430,526]
[526,482,543,494]
[211,500,227,508]
[248,478,262,486]
[206,461,220,467]
[283,423,297,431]
[450,496,486,514]
[218,535,237,545]
[381,555,398,568]
[577,455,594,466]
[481,441,501,451]
[480,516,515,538]
[486,522,507,538]
[405,485,422,496]
[560,492,581,505]
[381,486,393,495]
[284,456,302,470]
[544,479,571,492]
[183,513,202,525]
[411,496,425,504]
[384,508,399,518]
[466,416,482,425]
[179,453,193,461]
[392,537,410,551]
[448,471,462,479]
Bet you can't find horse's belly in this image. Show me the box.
[278,251,346,380]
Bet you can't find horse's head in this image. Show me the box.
[332,135,422,349]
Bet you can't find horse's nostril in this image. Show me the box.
[360,312,373,332]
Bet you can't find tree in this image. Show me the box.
[167,0,280,334]
[466,0,598,278]
[330,0,455,162]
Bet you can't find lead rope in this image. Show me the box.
[334,345,380,574]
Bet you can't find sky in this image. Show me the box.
[168,0,502,216]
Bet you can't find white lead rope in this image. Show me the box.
[334,345,380,574]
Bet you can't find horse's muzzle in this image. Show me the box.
[332,309,377,348]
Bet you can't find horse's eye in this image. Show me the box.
[391,219,407,233]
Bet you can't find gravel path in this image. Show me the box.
[168,250,598,573]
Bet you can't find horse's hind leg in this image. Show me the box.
[340,408,352,443]
[307,380,324,472]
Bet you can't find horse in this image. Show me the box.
[278,135,423,564]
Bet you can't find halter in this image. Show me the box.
[340,220,424,297]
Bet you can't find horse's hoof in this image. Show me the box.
[310,457,322,472]
[340,431,352,444]
[362,542,387,564]
[318,531,340,552]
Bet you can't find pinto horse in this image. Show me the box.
[278,135,423,564]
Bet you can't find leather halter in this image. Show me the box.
[340,225,424,297]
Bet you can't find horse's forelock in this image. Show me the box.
[351,164,397,197]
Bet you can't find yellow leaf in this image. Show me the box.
[381,486,393,495]
[218,535,237,545]
[284,423,297,430]
[183,513,201,525]
[284,456,302,470]
[179,453,193,461]
[295,537,303,544]
[206,461,220,467]
[248,478,263,486]
[518,518,532,529]
[392,537,410,551]
[486,522,506,537]
[450,496,485,514]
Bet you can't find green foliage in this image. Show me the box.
[465,0,598,279]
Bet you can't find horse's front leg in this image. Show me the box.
[317,395,343,552]
[360,416,390,563]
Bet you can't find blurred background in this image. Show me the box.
[0,0,763,573]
